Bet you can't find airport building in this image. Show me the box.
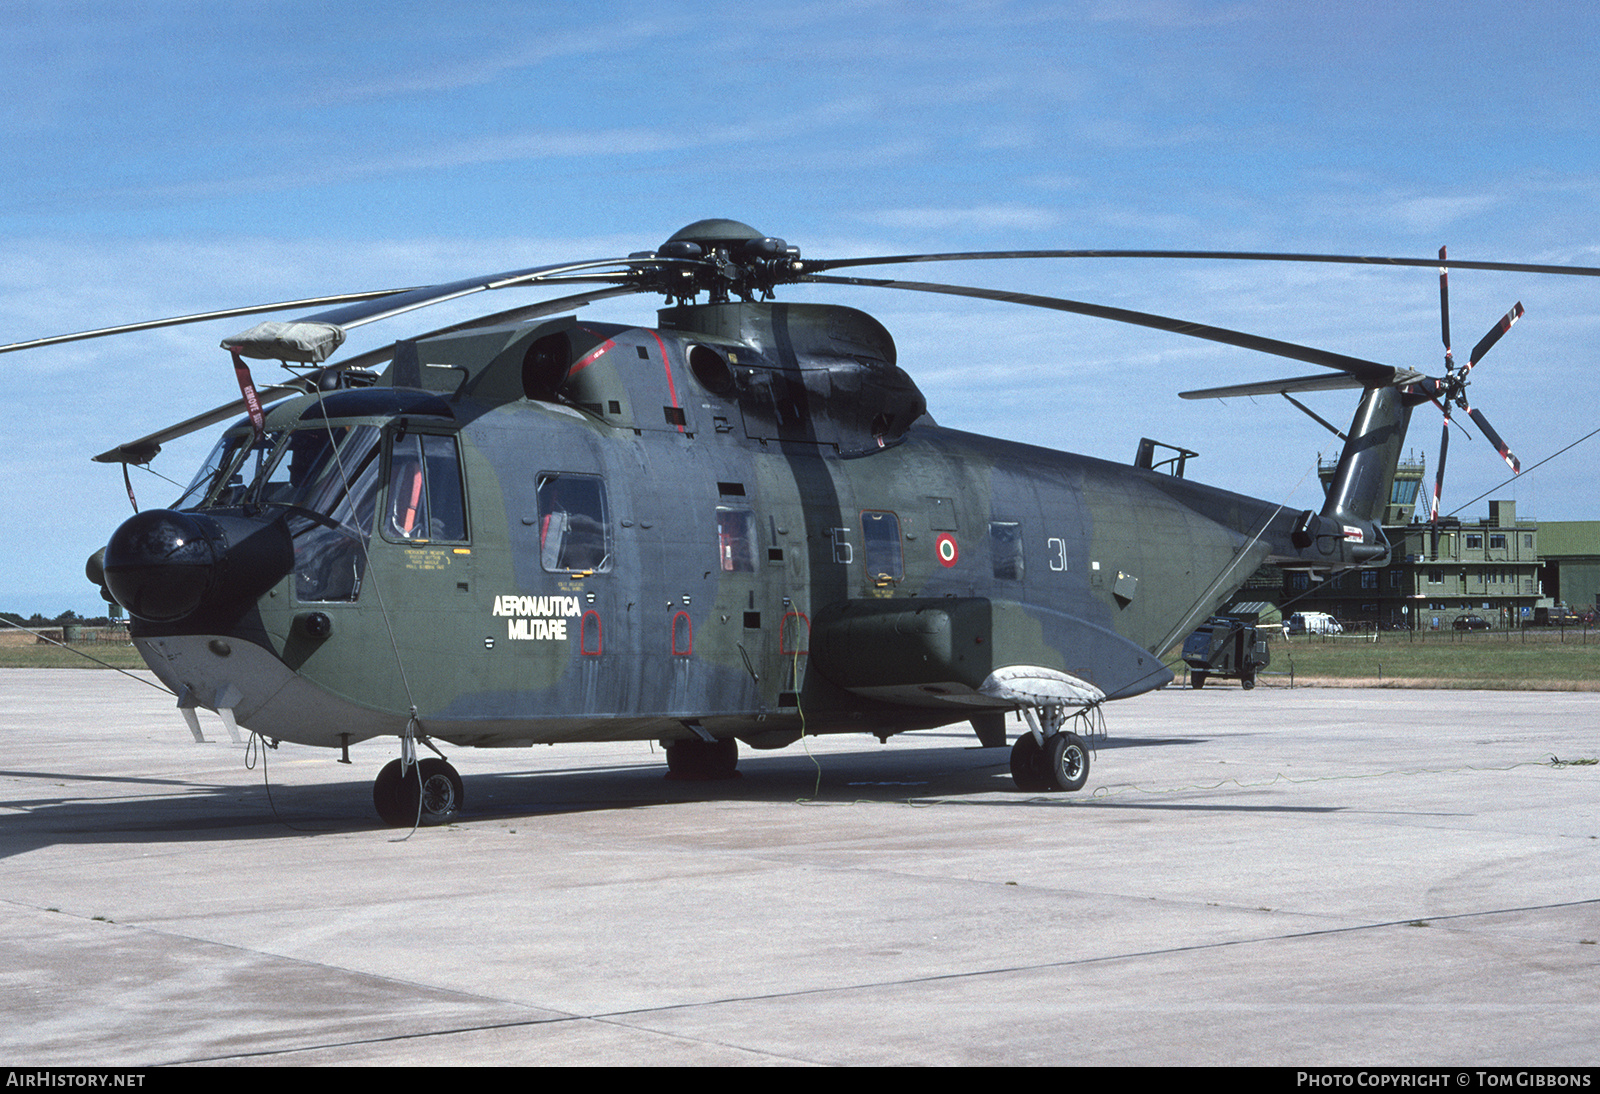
[1538,520,1600,617]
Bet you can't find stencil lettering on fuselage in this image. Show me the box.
[492,594,582,641]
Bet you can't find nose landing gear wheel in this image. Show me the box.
[373,757,465,826]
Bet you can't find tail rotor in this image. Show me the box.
[1419,246,1523,526]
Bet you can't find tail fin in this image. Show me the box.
[1182,373,1418,569]
[1320,383,1415,529]
[1288,382,1418,567]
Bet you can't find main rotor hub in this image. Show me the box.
[639,219,804,305]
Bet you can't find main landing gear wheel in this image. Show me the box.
[1190,670,1207,689]
[665,736,739,780]
[1009,731,1090,793]
[373,757,465,826]
[1044,732,1090,792]
[1008,733,1050,792]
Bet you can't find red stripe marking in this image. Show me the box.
[566,338,615,377]
[648,329,683,431]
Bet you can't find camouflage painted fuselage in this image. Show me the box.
[121,301,1382,752]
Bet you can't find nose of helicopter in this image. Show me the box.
[101,509,293,623]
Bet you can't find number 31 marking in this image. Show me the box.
[1047,537,1067,572]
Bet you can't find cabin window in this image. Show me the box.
[1465,535,1483,549]
[382,433,468,544]
[989,521,1024,581]
[1489,534,1507,550]
[717,507,757,573]
[861,510,903,585]
[536,473,612,572]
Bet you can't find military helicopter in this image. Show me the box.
[7,219,1591,825]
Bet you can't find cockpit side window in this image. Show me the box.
[288,426,383,603]
[382,433,469,544]
[536,472,612,573]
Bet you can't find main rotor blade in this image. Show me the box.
[363,284,642,348]
[299,284,646,376]
[91,286,637,465]
[300,256,672,330]
[0,288,420,356]
[92,389,308,465]
[806,273,1403,384]
[806,250,1600,279]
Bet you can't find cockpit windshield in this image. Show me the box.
[177,422,385,602]
[177,424,383,518]
[171,429,281,510]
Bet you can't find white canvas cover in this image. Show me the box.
[222,321,347,363]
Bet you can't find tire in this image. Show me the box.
[1009,733,1050,792]
[373,757,464,826]
[1044,732,1090,793]
[665,736,739,780]
[1241,673,1256,690]
[373,759,410,826]
[1191,671,1207,689]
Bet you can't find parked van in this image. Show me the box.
[1288,611,1343,635]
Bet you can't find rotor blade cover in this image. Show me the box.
[223,321,347,363]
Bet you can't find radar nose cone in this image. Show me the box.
[103,509,219,622]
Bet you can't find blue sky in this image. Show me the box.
[5,0,1600,614]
